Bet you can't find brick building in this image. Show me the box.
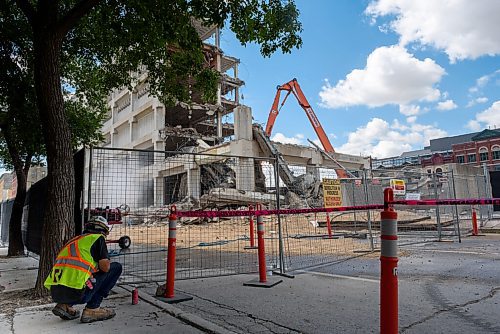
[452,129,500,170]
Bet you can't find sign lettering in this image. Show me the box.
[323,178,342,208]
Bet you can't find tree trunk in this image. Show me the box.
[7,167,28,256]
[1,94,31,257]
[32,28,75,296]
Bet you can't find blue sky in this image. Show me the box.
[220,0,500,159]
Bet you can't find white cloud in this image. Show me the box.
[467,101,500,130]
[467,70,499,106]
[467,120,481,131]
[366,0,500,62]
[469,70,500,93]
[476,75,490,87]
[319,45,444,108]
[399,104,421,116]
[467,97,489,107]
[337,117,447,158]
[271,133,305,145]
[436,99,457,111]
[406,116,417,123]
[391,119,408,131]
[311,139,322,148]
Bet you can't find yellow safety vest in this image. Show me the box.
[44,234,102,290]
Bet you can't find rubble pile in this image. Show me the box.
[200,161,236,192]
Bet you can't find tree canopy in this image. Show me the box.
[3,0,302,294]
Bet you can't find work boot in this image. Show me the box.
[80,307,116,323]
[52,303,80,320]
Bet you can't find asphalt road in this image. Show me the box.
[141,234,500,333]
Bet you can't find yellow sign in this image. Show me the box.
[323,178,342,208]
[390,179,406,195]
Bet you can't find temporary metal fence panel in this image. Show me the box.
[370,166,488,244]
[445,172,489,235]
[88,147,493,283]
[277,164,378,271]
[88,147,278,283]
[371,169,449,245]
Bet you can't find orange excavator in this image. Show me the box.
[265,78,350,178]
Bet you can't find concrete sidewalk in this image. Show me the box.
[0,248,232,334]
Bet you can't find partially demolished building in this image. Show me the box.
[94,22,370,212]
[102,22,242,152]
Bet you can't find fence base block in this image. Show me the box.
[272,271,295,279]
[243,277,283,288]
[244,246,259,250]
[155,292,193,304]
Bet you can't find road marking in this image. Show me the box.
[296,270,379,283]
[407,249,499,256]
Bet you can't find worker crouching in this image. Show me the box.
[44,216,123,323]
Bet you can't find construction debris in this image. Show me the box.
[200,161,236,191]
[199,188,284,208]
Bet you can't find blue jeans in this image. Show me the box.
[78,262,122,309]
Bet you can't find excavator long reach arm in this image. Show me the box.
[265,78,349,178]
[265,78,335,152]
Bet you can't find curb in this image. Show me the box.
[482,229,500,234]
[118,285,236,334]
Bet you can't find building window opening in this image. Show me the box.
[456,155,465,163]
[468,154,476,163]
[492,146,500,160]
[479,147,489,162]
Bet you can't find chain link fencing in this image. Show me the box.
[86,147,491,284]
[87,147,280,283]
[276,163,380,271]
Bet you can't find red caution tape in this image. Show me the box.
[172,197,500,219]
[176,204,384,218]
[390,198,500,206]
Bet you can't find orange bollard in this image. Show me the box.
[249,205,256,247]
[326,213,332,238]
[244,205,258,250]
[472,208,478,236]
[165,206,177,298]
[156,205,193,303]
[255,204,267,283]
[380,188,398,334]
[243,203,283,288]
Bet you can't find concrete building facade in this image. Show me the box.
[92,22,371,210]
[101,23,243,153]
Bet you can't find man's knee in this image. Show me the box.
[110,262,123,276]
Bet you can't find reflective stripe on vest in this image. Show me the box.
[44,234,102,290]
[53,258,95,276]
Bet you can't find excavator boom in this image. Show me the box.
[265,78,349,178]
[265,78,335,152]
